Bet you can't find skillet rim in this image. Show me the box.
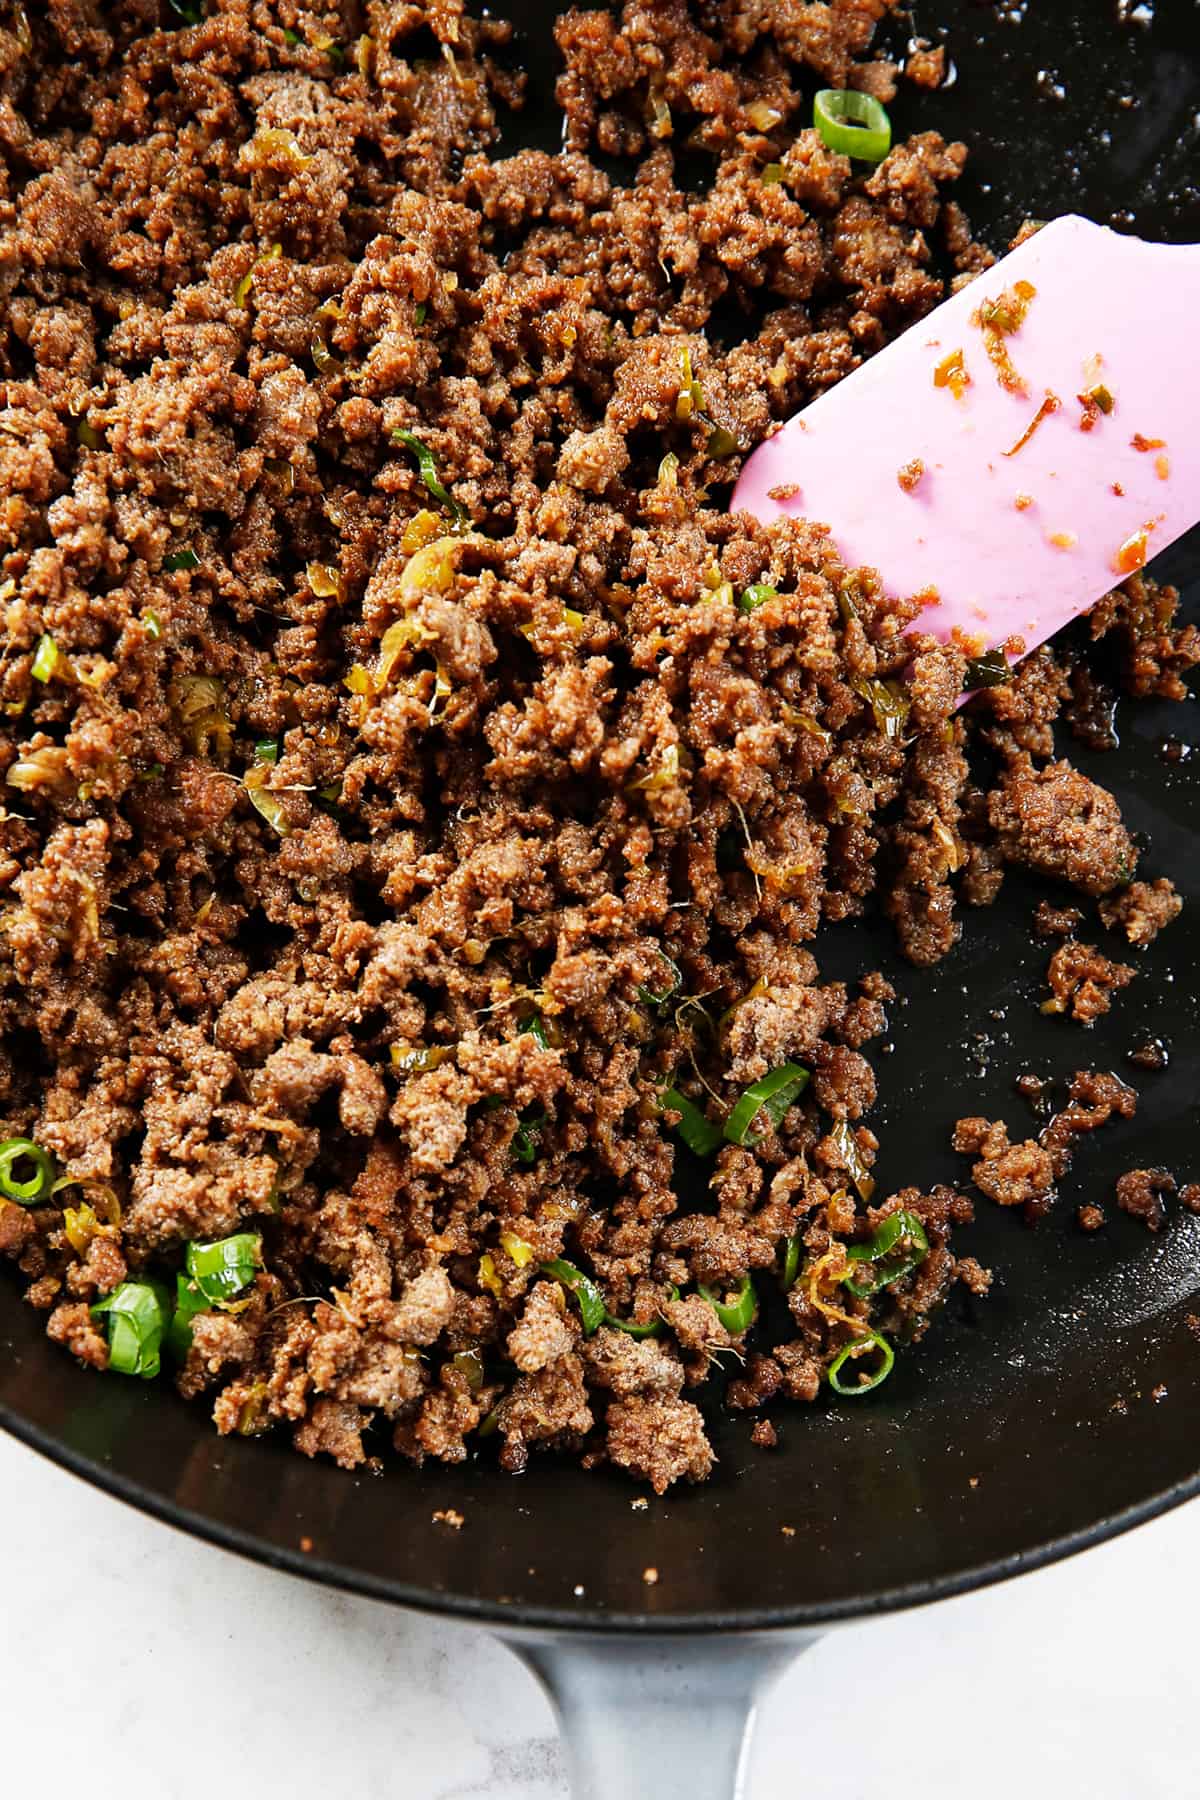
[3,1397,1199,1634]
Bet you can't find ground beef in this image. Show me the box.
[0,0,1191,1494]
[1114,1168,1177,1234]
[1098,878,1182,946]
[955,1070,1139,1219]
[1032,900,1084,940]
[606,1396,714,1494]
[1043,940,1136,1025]
[988,761,1137,897]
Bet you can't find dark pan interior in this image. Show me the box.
[2,0,1199,1632]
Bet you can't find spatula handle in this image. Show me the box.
[506,1631,812,1799]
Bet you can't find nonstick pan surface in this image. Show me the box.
[2,0,1199,1634]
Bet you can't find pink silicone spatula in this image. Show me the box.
[733,215,1200,664]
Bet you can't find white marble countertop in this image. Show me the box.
[1,1427,1196,1797]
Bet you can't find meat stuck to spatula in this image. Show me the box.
[733,216,1200,681]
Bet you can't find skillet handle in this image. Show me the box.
[507,1631,813,1799]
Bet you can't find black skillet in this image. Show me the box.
[2,4,1198,1792]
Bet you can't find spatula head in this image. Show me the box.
[733,216,1200,660]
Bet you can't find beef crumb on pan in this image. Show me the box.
[0,1,1194,1493]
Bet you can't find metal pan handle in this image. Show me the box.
[506,1631,814,1798]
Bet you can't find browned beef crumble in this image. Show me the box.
[954,1071,1141,1225]
[1098,878,1182,947]
[1042,940,1136,1025]
[0,0,1193,1489]
[1114,1168,1176,1234]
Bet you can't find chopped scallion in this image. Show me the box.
[541,1257,607,1335]
[637,952,682,1008]
[185,1232,261,1305]
[829,1118,876,1201]
[738,583,778,612]
[510,1110,545,1165]
[827,1329,894,1395]
[842,1209,929,1297]
[782,1232,802,1290]
[659,1085,723,1157]
[30,635,59,683]
[697,1273,757,1334]
[306,561,342,598]
[0,1136,55,1204]
[392,429,467,530]
[164,549,201,573]
[813,89,892,164]
[963,647,1012,689]
[391,1043,453,1075]
[165,1270,209,1360]
[254,738,279,764]
[724,1063,809,1147]
[450,1347,484,1391]
[498,1229,536,1267]
[91,1280,173,1379]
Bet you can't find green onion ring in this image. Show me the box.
[813,89,892,164]
[659,1085,723,1158]
[541,1257,607,1335]
[827,1329,895,1395]
[724,1063,810,1147]
[0,1136,56,1205]
[697,1272,758,1334]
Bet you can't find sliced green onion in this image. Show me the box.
[244,768,291,837]
[91,1280,173,1379]
[450,1347,484,1391]
[30,634,60,683]
[392,1043,454,1075]
[511,1110,545,1165]
[164,549,201,573]
[963,647,1012,689]
[842,1208,929,1298]
[525,1015,564,1051]
[498,1228,536,1267]
[697,1273,757,1334]
[254,738,279,764]
[739,583,778,612]
[169,0,204,20]
[850,674,910,740]
[144,611,162,640]
[75,418,105,450]
[283,26,300,44]
[813,89,892,164]
[541,1257,607,1335]
[706,425,739,459]
[829,1118,875,1201]
[637,952,682,1008]
[413,301,427,327]
[185,1232,261,1305]
[604,1311,662,1338]
[0,1136,55,1204]
[391,429,467,529]
[827,1329,894,1395]
[724,1063,810,1147]
[659,1085,723,1158]
[782,1233,802,1290]
[761,161,786,186]
[165,1270,209,1360]
[605,1282,679,1337]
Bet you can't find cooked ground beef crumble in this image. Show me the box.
[0,0,1194,1492]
